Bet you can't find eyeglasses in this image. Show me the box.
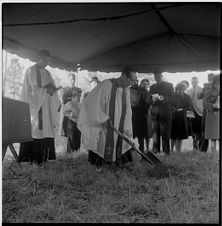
[128,76,137,83]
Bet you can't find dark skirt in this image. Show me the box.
[191,111,202,136]
[88,149,133,168]
[62,116,68,137]
[19,138,56,165]
[171,110,188,139]
[146,112,153,138]
[67,119,81,152]
[132,107,147,138]
[205,111,220,140]
[187,118,193,136]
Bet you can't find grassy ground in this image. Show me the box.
[2,145,219,223]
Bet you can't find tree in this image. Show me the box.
[4,58,24,100]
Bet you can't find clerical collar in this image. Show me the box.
[35,63,45,69]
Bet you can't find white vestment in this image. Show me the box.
[77,79,133,161]
[20,65,60,139]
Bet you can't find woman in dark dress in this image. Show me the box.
[140,79,153,151]
[171,82,193,153]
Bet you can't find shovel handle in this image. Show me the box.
[107,119,156,165]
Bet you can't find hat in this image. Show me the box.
[175,82,187,92]
[90,76,100,83]
[181,80,189,89]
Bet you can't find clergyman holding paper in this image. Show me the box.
[19,49,60,166]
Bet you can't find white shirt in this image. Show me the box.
[186,86,203,116]
[63,101,81,123]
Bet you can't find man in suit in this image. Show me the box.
[186,76,204,151]
[149,70,174,155]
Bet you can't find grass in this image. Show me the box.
[2,148,220,223]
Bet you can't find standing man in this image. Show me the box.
[19,49,60,166]
[78,67,137,169]
[186,76,204,150]
[149,70,174,155]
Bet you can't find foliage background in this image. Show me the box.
[3,50,218,102]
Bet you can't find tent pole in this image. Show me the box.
[76,64,81,87]
[3,51,8,96]
[76,69,78,87]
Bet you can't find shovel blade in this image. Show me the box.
[144,150,161,164]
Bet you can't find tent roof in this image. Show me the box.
[2,3,221,73]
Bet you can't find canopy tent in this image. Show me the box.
[2,3,221,73]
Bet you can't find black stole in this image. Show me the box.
[104,79,127,163]
[34,64,43,130]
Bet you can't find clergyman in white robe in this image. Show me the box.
[78,68,137,168]
[18,50,60,165]
[20,65,60,138]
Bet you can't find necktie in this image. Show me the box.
[192,87,196,100]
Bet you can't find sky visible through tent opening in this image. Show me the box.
[2,50,220,100]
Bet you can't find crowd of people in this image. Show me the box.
[18,49,220,168]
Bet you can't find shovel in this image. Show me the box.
[107,119,169,178]
[107,119,161,165]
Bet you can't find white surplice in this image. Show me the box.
[77,79,133,161]
[20,65,60,139]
